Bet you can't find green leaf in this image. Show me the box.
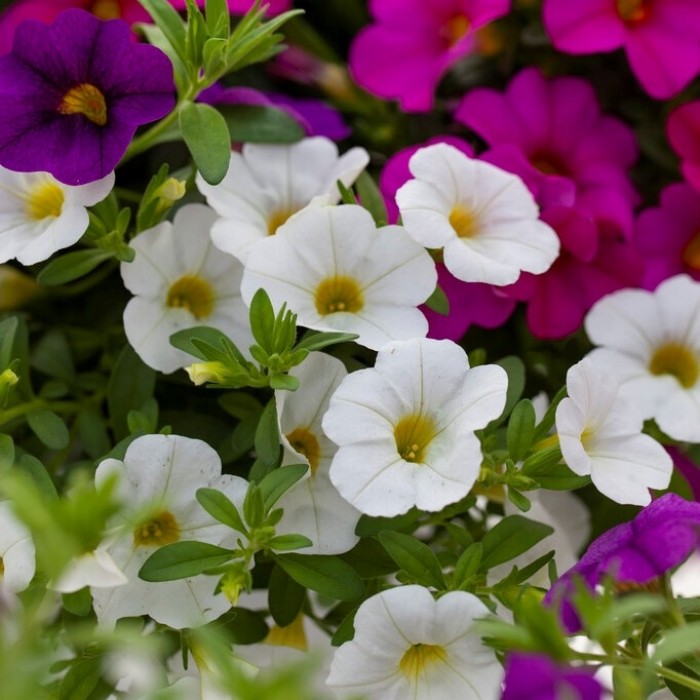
[378,530,446,590]
[479,515,553,571]
[17,454,57,499]
[0,316,19,372]
[275,553,364,601]
[243,482,265,529]
[590,594,667,639]
[196,487,247,534]
[219,104,305,143]
[139,0,188,63]
[269,372,299,391]
[205,0,229,37]
[522,457,590,490]
[651,622,700,665]
[62,587,93,617]
[258,463,308,511]
[249,288,276,353]
[355,171,388,226]
[26,408,69,449]
[531,386,567,444]
[424,284,450,316]
[59,658,102,700]
[294,331,358,352]
[0,434,15,470]
[138,541,234,582]
[31,330,75,383]
[340,538,398,579]
[331,608,356,647]
[453,543,483,590]
[215,606,269,644]
[491,356,526,426]
[268,563,306,627]
[170,325,232,360]
[37,249,113,286]
[267,534,313,551]
[250,400,282,480]
[76,409,111,460]
[179,102,231,185]
[507,399,536,463]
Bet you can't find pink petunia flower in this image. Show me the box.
[349,0,511,112]
[668,102,700,195]
[542,0,700,100]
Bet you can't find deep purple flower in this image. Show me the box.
[0,9,175,185]
[668,447,700,501]
[545,494,700,631]
[502,653,602,700]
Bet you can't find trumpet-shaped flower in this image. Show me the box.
[241,205,437,351]
[50,541,128,594]
[327,585,503,699]
[274,352,360,555]
[396,143,560,286]
[196,137,369,263]
[323,338,507,516]
[0,501,35,593]
[556,359,672,506]
[91,433,249,629]
[585,274,700,442]
[121,204,253,374]
[0,167,114,265]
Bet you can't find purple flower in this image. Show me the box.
[502,653,602,700]
[0,9,175,185]
[546,494,700,632]
[668,102,700,195]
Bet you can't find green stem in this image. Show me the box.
[0,399,80,429]
[655,665,700,693]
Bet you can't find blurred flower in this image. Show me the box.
[0,266,40,310]
[323,338,507,516]
[667,102,700,194]
[196,136,368,263]
[0,501,36,593]
[0,9,175,185]
[51,541,127,593]
[543,0,700,99]
[327,585,503,699]
[241,205,436,351]
[349,0,511,112]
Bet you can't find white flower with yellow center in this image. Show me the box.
[90,433,249,630]
[241,205,437,351]
[322,338,508,516]
[274,352,360,555]
[0,501,35,593]
[585,274,700,443]
[327,585,502,700]
[121,203,253,374]
[395,143,560,285]
[196,136,369,263]
[556,358,672,506]
[0,166,114,265]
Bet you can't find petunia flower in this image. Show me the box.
[545,493,700,632]
[196,137,369,263]
[0,501,36,593]
[50,541,128,594]
[585,274,700,443]
[543,0,700,100]
[0,167,114,266]
[348,0,511,112]
[396,143,560,286]
[326,585,503,699]
[0,9,175,185]
[120,203,253,374]
[667,102,700,195]
[91,433,249,629]
[556,358,672,506]
[274,352,361,555]
[240,204,437,351]
[322,338,507,516]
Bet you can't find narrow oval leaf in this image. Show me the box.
[37,249,113,286]
[507,399,536,463]
[275,553,364,601]
[259,463,308,511]
[26,408,70,450]
[219,104,304,143]
[179,102,231,185]
[268,563,306,627]
[378,530,446,590]
[196,487,247,534]
[138,541,234,582]
[479,515,553,571]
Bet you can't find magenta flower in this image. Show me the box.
[502,653,602,700]
[0,9,175,186]
[543,0,700,100]
[546,493,700,632]
[668,102,700,195]
[349,0,511,112]
[636,183,700,290]
[668,447,700,502]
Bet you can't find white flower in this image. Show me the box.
[323,338,508,516]
[556,358,672,506]
[395,143,559,285]
[91,434,248,629]
[196,136,369,263]
[51,541,127,594]
[327,585,502,700]
[274,352,360,555]
[121,203,253,374]
[241,204,437,351]
[585,274,700,442]
[0,501,35,593]
[0,167,114,265]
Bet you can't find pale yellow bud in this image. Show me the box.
[185,361,230,386]
[0,369,18,388]
[154,178,186,213]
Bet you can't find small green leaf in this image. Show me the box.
[17,453,58,500]
[205,0,229,37]
[139,541,234,582]
[275,553,364,601]
[216,607,269,644]
[268,563,306,627]
[258,463,308,511]
[249,288,276,353]
[651,622,700,665]
[267,534,313,551]
[59,658,102,700]
[37,249,113,286]
[196,487,247,534]
[243,482,265,529]
[453,543,483,590]
[378,530,446,590]
[355,171,388,226]
[26,408,69,449]
[139,0,188,63]
[294,331,358,352]
[219,104,304,143]
[491,356,526,426]
[76,409,111,460]
[250,400,282,480]
[479,515,553,571]
[0,434,15,470]
[507,399,536,463]
[424,284,450,316]
[62,587,93,617]
[180,102,231,185]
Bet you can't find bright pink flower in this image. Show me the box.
[635,183,700,290]
[380,136,515,340]
[542,0,700,100]
[668,102,700,195]
[349,0,511,112]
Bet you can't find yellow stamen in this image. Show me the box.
[133,510,180,547]
[166,275,215,320]
[616,0,649,23]
[442,15,471,48]
[91,0,121,19]
[286,427,321,475]
[649,342,700,389]
[394,413,438,464]
[58,83,108,126]
[399,643,447,679]
[25,181,64,220]
[449,204,478,239]
[267,208,297,235]
[265,614,308,651]
[314,275,364,315]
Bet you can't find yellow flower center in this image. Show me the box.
[649,342,700,389]
[90,0,121,18]
[58,83,108,126]
[442,15,471,48]
[394,413,438,463]
[683,233,700,271]
[0,557,4,577]
[449,204,478,239]
[133,510,180,547]
[267,207,297,235]
[265,614,308,651]
[616,0,649,23]
[286,427,321,475]
[166,275,215,320]
[25,181,64,220]
[399,643,448,679]
[314,275,364,315]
